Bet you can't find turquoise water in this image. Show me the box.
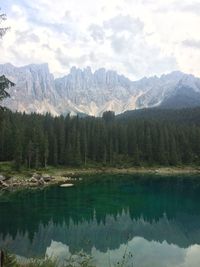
[1,174,200,266]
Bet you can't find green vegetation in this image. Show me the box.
[0,108,200,171]
[3,254,64,266]
[2,251,95,267]
[0,75,14,103]
[1,249,135,267]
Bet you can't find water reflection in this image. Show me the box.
[46,238,200,267]
[0,174,200,266]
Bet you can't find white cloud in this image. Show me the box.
[0,0,200,79]
[103,15,144,34]
[45,237,200,267]
[182,39,200,49]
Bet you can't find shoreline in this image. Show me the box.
[64,166,200,175]
[1,166,200,191]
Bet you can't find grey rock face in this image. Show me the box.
[1,63,200,116]
[55,67,133,115]
[0,63,59,115]
[0,175,6,181]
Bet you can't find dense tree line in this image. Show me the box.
[0,109,200,170]
[118,107,200,125]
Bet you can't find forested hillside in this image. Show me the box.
[118,107,200,125]
[0,108,200,170]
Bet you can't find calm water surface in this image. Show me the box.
[1,174,200,267]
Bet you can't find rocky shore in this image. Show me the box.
[0,173,81,191]
[1,166,200,191]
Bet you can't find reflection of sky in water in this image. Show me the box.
[1,210,200,267]
[1,175,200,266]
[46,238,200,267]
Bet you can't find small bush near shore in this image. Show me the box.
[2,251,95,267]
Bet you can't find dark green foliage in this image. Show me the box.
[0,75,14,103]
[2,250,19,267]
[1,251,94,267]
[102,111,115,123]
[0,108,200,169]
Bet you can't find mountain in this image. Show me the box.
[55,66,134,116]
[0,63,59,116]
[1,63,200,116]
[161,85,200,108]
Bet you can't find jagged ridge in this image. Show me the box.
[0,63,200,116]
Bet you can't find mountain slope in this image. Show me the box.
[1,63,200,116]
[0,63,60,115]
[54,66,135,116]
[161,85,200,109]
[134,72,200,109]
[117,107,200,126]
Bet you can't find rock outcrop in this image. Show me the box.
[1,63,200,116]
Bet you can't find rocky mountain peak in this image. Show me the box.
[0,63,200,116]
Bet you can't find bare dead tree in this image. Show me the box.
[0,9,14,107]
[0,9,10,38]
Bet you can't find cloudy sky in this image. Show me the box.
[0,0,200,79]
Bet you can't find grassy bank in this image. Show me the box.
[1,161,200,177]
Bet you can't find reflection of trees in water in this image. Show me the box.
[1,210,200,258]
[1,174,200,257]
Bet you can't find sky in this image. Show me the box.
[0,0,200,79]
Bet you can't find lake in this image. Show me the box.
[1,174,200,267]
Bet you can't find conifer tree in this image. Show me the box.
[27,141,33,169]
[0,11,14,106]
[14,130,22,171]
[0,75,14,104]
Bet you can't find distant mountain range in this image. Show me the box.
[1,63,200,116]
